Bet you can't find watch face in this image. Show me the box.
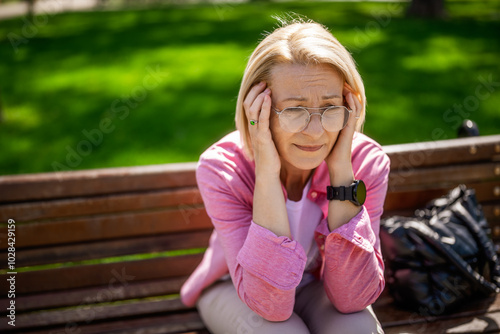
[355,180,366,205]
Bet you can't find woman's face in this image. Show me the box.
[269,63,344,171]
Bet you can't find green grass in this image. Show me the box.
[0,1,499,175]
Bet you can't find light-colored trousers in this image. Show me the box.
[196,279,384,334]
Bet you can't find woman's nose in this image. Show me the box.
[302,113,324,136]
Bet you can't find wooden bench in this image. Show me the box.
[1,134,499,334]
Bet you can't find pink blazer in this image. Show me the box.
[180,131,390,321]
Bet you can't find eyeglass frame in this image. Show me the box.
[272,105,353,133]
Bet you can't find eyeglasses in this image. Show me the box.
[272,106,352,133]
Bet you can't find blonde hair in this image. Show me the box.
[235,18,366,159]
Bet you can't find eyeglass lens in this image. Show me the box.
[278,106,348,133]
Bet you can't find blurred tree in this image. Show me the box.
[407,0,447,18]
[26,0,35,19]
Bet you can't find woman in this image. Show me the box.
[181,18,389,333]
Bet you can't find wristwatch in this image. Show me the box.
[327,180,366,206]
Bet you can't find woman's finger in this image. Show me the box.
[345,93,359,130]
[258,93,272,130]
[352,94,362,118]
[344,82,354,93]
[343,83,361,116]
[243,82,266,116]
[247,89,270,129]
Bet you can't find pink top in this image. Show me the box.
[180,130,390,321]
[286,178,323,288]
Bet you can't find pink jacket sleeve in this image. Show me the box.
[196,154,307,322]
[315,143,390,313]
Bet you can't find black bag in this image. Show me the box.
[380,185,500,315]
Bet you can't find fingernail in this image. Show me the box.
[264,88,271,94]
[260,81,266,86]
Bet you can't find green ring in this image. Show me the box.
[250,120,256,125]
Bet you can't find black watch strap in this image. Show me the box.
[327,185,353,201]
[327,180,366,206]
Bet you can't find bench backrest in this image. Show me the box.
[1,134,499,333]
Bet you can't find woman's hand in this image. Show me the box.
[244,82,290,237]
[325,83,363,231]
[243,82,281,176]
[325,82,362,186]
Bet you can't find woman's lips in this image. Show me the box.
[294,144,323,152]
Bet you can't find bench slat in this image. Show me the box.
[0,162,198,203]
[385,180,500,212]
[0,187,203,222]
[0,207,211,248]
[0,277,188,313]
[0,230,211,268]
[384,134,500,169]
[0,296,190,330]
[388,162,500,191]
[20,311,205,334]
[0,253,203,294]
